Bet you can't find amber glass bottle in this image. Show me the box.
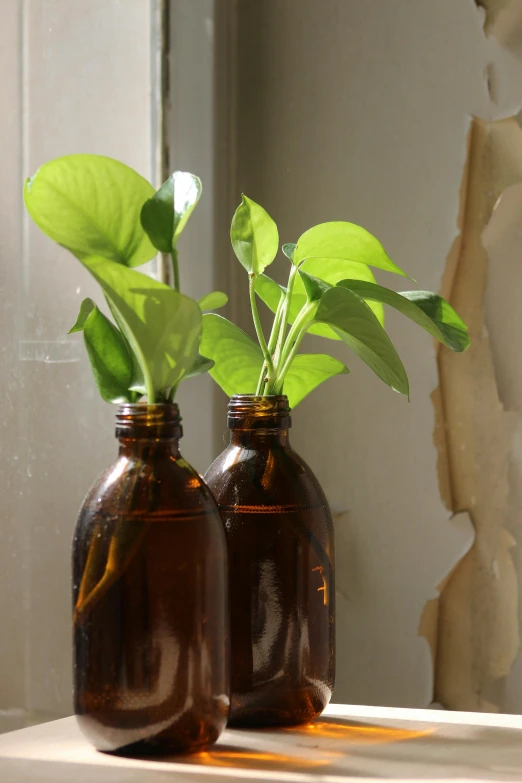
[205,395,335,727]
[73,404,229,754]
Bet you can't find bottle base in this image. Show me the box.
[76,712,225,755]
[105,733,219,757]
[228,686,331,728]
[228,711,320,728]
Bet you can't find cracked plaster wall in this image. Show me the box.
[435,117,522,712]
[234,0,522,709]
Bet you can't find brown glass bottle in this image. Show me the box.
[73,404,229,754]
[204,395,335,727]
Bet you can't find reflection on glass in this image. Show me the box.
[205,395,335,727]
[73,404,229,754]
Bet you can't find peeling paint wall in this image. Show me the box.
[433,2,522,713]
[485,172,522,711]
[232,0,522,709]
[436,118,522,711]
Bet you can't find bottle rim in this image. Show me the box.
[115,402,183,440]
[227,394,291,429]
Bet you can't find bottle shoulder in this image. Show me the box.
[205,442,330,512]
[78,451,220,521]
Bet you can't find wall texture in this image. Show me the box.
[0,0,161,732]
[230,0,522,710]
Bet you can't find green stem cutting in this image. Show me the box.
[250,274,274,378]
[171,248,180,292]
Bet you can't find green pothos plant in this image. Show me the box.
[23,154,226,404]
[200,196,470,407]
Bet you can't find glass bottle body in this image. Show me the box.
[73,404,229,754]
[205,395,335,727]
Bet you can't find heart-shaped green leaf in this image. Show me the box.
[314,286,409,395]
[201,313,263,397]
[283,354,349,407]
[69,298,134,403]
[294,221,410,278]
[198,291,228,311]
[80,257,202,401]
[336,280,470,352]
[24,154,156,267]
[230,195,279,274]
[140,171,202,253]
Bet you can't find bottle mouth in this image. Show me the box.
[115,403,183,440]
[227,394,291,430]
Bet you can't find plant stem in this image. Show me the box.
[274,302,315,392]
[168,247,179,398]
[255,362,268,395]
[273,331,306,393]
[279,305,311,367]
[171,248,180,292]
[255,293,286,395]
[145,377,156,404]
[74,443,159,625]
[272,264,298,370]
[268,294,285,353]
[249,274,274,375]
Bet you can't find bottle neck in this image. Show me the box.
[230,429,290,447]
[227,394,291,448]
[116,403,182,457]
